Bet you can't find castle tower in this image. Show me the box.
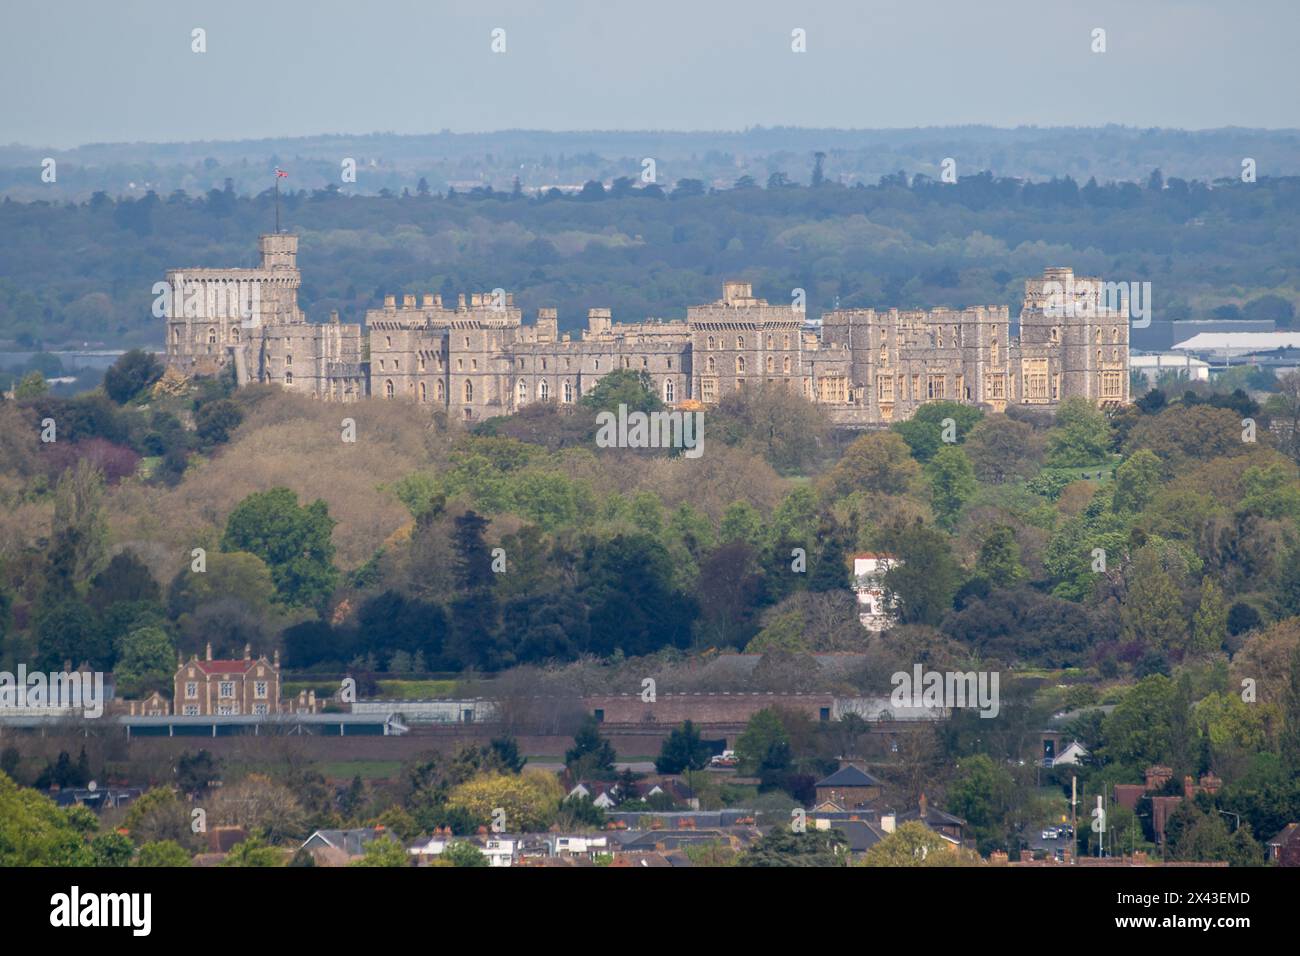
[258,233,298,271]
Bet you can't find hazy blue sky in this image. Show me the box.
[3,0,1297,148]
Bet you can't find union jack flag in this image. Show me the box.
[275,168,288,178]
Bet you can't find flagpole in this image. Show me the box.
[275,172,280,234]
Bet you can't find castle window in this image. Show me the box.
[783,356,792,373]
[1102,370,1123,400]
[766,334,773,349]
[877,376,894,403]
[880,346,888,367]
[664,379,675,403]
[707,336,715,350]
[642,357,648,368]
[207,327,217,345]
[766,356,774,373]
[464,381,473,402]
[542,359,547,370]
[436,380,445,401]
[419,356,426,371]
[457,358,464,370]
[539,380,550,401]
[783,334,790,349]
[991,339,999,365]
[1112,327,1120,343]
[736,356,746,373]
[1097,349,1103,364]
[737,336,745,349]
[385,379,394,399]
[517,380,527,405]
[230,327,239,343]
[667,358,672,369]
[1050,327,1060,343]
[563,381,574,404]
[706,356,716,373]
[465,336,470,348]
[519,358,525,369]
[595,359,600,370]
[622,357,630,369]
[471,359,476,370]
[284,372,293,385]
[386,336,392,348]
[419,382,427,402]
[701,378,717,402]
[379,359,386,370]
[394,360,400,370]
[172,327,180,345]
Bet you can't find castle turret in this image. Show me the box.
[258,233,298,271]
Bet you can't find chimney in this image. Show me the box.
[243,643,251,661]
[384,295,396,309]
[918,793,928,820]
[273,649,280,670]
[205,642,212,662]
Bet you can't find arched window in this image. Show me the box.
[284,372,293,385]
[1096,349,1102,364]
[707,336,715,350]
[419,355,426,371]
[419,382,427,402]
[706,356,716,373]
[386,336,392,348]
[464,380,473,402]
[384,379,394,398]
[230,327,240,343]
[736,335,745,349]
[436,380,445,401]
[172,327,180,344]
[664,379,675,403]
[766,356,774,373]
[783,356,792,373]
[766,334,773,349]
[207,327,217,345]
[783,334,790,349]
[736,356,746,373]
[539,380,550,400]
[1050,327,1060,343]
[517,380,527,404]
[1111,327,1120,343]
[541,358,547,370]
[622,356,630,369]
[563,381,574,403]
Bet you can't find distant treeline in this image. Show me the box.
[0,168,1297,351]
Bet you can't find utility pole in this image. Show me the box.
[1070,775,1077,865]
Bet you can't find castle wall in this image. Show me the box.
[163,239,1128,422]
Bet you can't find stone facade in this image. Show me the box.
[163,236,1129,423]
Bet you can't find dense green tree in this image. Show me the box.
[927,446,977,530]
[1046,397,1111,466]
[103,349,163,403]
[565,716,617,779]
[221,487,338,607]
[892,401,983,462]
[738,826,848,867]
[655,721,713,775]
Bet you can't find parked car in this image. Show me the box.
[709,751,738,768]
[1041,827,1059,840]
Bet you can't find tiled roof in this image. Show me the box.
[815,765,882,788]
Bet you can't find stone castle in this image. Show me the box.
[162,234,1130,424]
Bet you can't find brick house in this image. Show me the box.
[174,644,281,717]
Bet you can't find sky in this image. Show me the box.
[2,0,1298,148]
